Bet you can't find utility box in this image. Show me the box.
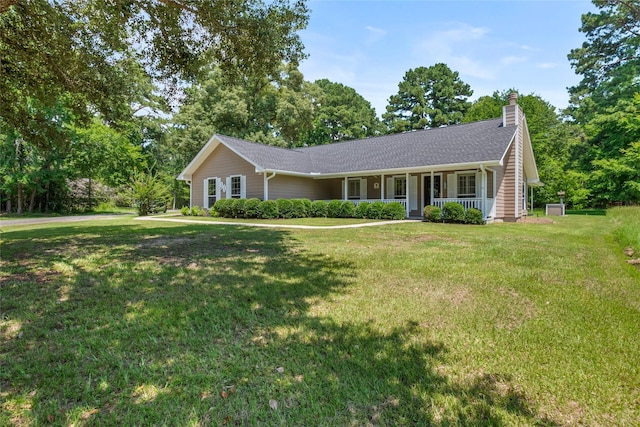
[546,203,565,216]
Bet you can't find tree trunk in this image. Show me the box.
[6,196,12,213]
[28,186,37,213]
[45,181,50,213]
[16,182,23,214]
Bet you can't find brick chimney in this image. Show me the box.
[503,92,520,126]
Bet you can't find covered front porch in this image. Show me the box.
[330,168,498,220]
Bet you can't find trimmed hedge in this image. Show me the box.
[423,205,442,222]
[243,198,261,218]
[354,201,370,218]
[339,201,356,218]
[382,202,406,220]
[442,202,465,223]
[213,199,232,218]
[311,200,328,217]
[464,207,484,224]
[366,201,385,219]
[327,200,343,218]
[291,199,308,218]
[276,198,293,219]
[231,198,246,218]
[257,200,279,219]
[205,198,410,221]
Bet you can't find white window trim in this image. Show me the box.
[203,177,220,209]
[393,176,407,199]
[457,173,476,198]
[225,174,246,199]
[347,178,361,200]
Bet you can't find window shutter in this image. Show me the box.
[225,177,231,199]
[386,177,394,199]
[476,172,482,198]
[215,178,221,201]
[409,176,418,210]
[447,174,457,198]
[360,178,367,199]
[240,175,246,199]
[203,179,208,209]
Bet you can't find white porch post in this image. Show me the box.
[530,185,534,215]
[405,172,409,217]
[430,170,434,206]
[263,172,268,201]
[481,166,487,220]
[343,177,348,201]
[380,174,384,201]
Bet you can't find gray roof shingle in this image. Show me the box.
[217,118,515,175]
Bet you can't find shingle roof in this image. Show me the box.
[213,118,516,175]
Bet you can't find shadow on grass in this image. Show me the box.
[1,223,557,425]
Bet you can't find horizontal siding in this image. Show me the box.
[269,175,333,200]
[191,144,261,207]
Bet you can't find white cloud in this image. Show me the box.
[365,25,387,42]
[537,62,558,69]
[413,23,497,79]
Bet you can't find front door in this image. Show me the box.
[423,175,442,207]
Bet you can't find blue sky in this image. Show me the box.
[298,0,595,117]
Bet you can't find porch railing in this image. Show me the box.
[432,198,483,211]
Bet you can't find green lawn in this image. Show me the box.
[1,209,639,425]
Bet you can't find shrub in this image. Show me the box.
[366,201,385,219]
[442,202,465,223]
[354,201,370,218]
[231,198,246,218]
[243,198,261,218]
[181,206,190,216]
[327,200,343,218]
[464,207,484,225]
[339,200,356,218]
[127,168,170,216]
[276,198,293,219]
[423,205,442,222]
[213,199,231,217]
[311,200,328,217]
[382,202,406,220]
[291,199,307,218]
[257,200,279,219]
[191,205,202,217]
[301,198,312,214]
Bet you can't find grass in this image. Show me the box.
[1,212,639,425]
[167,215,386,226]
[565,209,607,216]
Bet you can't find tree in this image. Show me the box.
[581,94,640,204]
[567,0,640,123]
[568,0,640,95]
[462,90,594,207]
[383,63,472,132]
[0,0,309,151]
[302,79,382,145]
[168,64,317,158]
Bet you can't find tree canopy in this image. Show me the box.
[302,79,382,145]
[0,0,309,147]
[383,63,473,132]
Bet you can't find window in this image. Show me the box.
[230,176,241,198]
[458,173,476,198]
[348,179,360,199]
[207,178,217,208]
[394,177,406,199]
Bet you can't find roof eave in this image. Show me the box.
[276,160,503,179]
